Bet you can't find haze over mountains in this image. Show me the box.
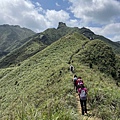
[0,22,120,120]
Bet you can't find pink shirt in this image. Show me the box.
[76,79,84,85]
[78,87,87,94]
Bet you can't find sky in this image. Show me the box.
[0,0,120,42]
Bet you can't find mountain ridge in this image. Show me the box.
[0,24,36,58]
[0,22,120,69]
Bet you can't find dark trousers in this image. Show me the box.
[80,99,87,115]
[74,82,77,92]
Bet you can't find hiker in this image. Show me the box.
[76,77,84,92]
[73,75,78,92]
[70,65,74,73]
[78,83,87,115]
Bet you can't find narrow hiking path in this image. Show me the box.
[75,93,101,120]
[68,41,102,120]
[70,73,101,120]
[68,42,88,64]
[70,71,102,120]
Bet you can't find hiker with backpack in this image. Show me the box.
[76,77,84,92]
[70,65,74,73]
[73,75,78,92]
[78,82,87,115]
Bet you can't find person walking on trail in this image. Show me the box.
[70,65,74,73]
[78,83,87,115]
[76,77,84,92]
[73,75,78,92]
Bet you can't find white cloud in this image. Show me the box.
[67,19,80,27]
[89,23,120,41]
[0,0,70,32]
[101,23,120,42]
[113,35,120,42]
[101,23,120,35]
[67,0,120,41]
[56,2,60,7]
[45,10,70,28]
[0,0,48,32]
[68,0,120,25]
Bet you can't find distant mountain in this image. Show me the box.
[0,24,35,58]
[116,41,120,44]
[0,34,47,68]
[0,22,120,68]
[40,22,120,54]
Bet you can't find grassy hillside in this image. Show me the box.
[0,33,87,120]
[0,35,47,68]
[0,24,35,58]
[0,32,120,120]
[73,40,116,76]
[93,35,120,54]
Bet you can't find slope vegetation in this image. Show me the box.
[1,33,88,120]
[0,32,120,120]
[0,24,35,58]
[0,35,47,68]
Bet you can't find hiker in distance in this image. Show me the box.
[73,75,78,92]
[78,82,87,115]
[70,64,74,73]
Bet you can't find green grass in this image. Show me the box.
[72,62,120,120]
[73,39,119,79]
[0,37,47,68]
[1,32,86,120]
[0,32,120,120]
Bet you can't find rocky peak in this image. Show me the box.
[57,22,67,29]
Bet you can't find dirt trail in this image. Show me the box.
[75,93,101,120]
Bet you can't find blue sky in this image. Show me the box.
[0,0,120,42]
